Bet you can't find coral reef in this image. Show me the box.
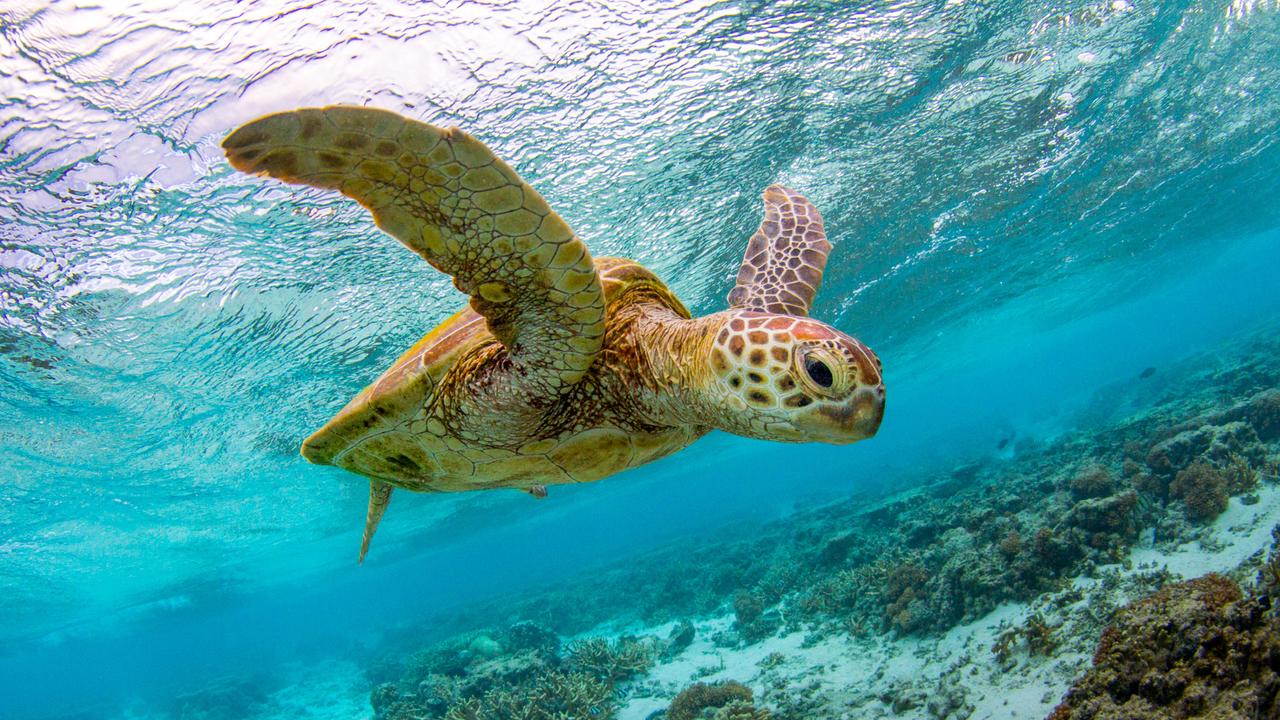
[360,328,1280,718]
[1048,574,1280,719]
[1069,465,1116,500]
[992,612,1057,664]
[164,676,269,720]
[732,589,780,643]
[667,680,765,720]
[1169,461,1229,522]
[565,636,654,685]
[442,670,613,720]
[370,620,654,720]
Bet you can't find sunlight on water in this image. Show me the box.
[1,0,1279,718]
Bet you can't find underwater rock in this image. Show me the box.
[664,619,696,658]
[402,632,489,684]
[998,529,1023,559]
[467,634,503,660]
[925,668,975,719]
[1047,574,1280,719]
[1068,491,1137,535]
[167,676,269,720]
[466,648,556,693]
[1211,388,1280,442]
[817,531,860,565]
[882,562,931,634]
[1146,421,1264,482]
[1032,526,1085,572]
[667,680,757,720]
[505,620,561,657]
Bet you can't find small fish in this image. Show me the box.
[1139,367,1156,379]
[996,437,1010,450]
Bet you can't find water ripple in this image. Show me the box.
[0,0,1278,644]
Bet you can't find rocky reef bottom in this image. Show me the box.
[334,333,1280,720]
[125,325,1280,720]
[1049,572,1280,719]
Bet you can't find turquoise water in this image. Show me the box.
[2,1,1280,718]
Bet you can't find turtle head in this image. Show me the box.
[704,311,884,444]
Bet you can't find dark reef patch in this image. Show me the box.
[1048,572,1280,719]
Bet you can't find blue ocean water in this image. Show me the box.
[2,1,1279,718]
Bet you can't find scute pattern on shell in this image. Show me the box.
[728,184,831,317]
[299,256,703,494]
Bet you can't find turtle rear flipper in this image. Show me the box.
[223,106,606,393]
[359,480,392,564]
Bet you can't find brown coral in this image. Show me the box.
[668,680,755,720]
[1069,465,1115,499]
[998,530,1023,559]
[882,563,930,634]
[1169,461,1229,523]
[1047,574,1280,719]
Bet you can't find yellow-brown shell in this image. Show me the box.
[301,256,701,492]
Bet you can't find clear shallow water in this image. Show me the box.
[1,0,1279,718]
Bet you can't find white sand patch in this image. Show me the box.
[619,482,1280,719]
[1125,482,1280,579]
[252,659,369,720]
[619,602,1079,720]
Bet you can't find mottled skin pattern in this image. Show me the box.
[223,106,885,561]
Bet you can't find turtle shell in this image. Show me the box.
[298,256,690,487]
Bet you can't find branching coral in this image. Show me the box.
[991,613,1057,664]
[372,622,648,720]
[442,670,613,720]
[565,636,653,686]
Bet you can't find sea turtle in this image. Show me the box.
[223,106,885,561]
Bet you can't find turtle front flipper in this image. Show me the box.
[223,107,606,392]
[728,185,832,316]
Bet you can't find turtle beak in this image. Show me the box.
[803,385,885,444]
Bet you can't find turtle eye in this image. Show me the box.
[804,358,833,388]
